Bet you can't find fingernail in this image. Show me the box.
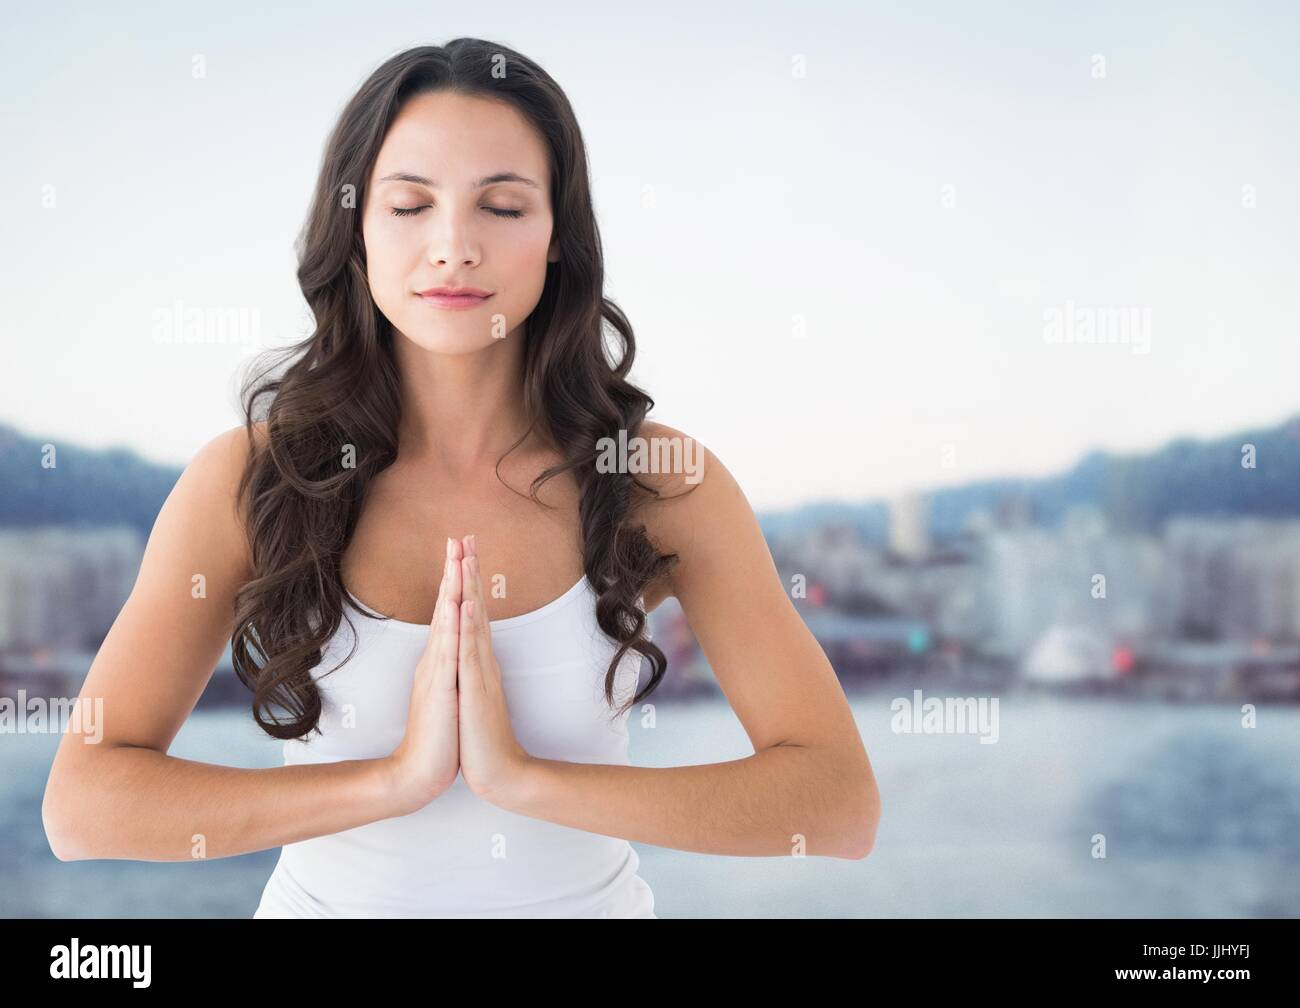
[446,537,453,557]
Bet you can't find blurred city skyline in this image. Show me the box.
[3,1,1298,510]
[5,407,1299,705]
[5,407,1297,539]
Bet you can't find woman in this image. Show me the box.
[41,39,881,918]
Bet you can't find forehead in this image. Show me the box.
[371,90,550,186]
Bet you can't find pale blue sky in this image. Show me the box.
[3,1,1297,509]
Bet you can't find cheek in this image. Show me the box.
[499,222,552,281]
[362,217,414,292]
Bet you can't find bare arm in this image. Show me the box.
[41,423,411,863]
[496,424,882,859]
[58,749,399,862]
[504,743,863,858]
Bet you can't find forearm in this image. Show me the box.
[45,746,404,862]
[500,743,875,859]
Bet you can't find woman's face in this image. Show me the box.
[362,90,557,353]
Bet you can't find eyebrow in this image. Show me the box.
[376,171,539,189]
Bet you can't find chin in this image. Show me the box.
[396,324,506,355]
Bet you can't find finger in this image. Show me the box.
[429,538,458,625]
[425,542,451,645]
[433,595,459,690]
[465,556,502,691]
[425,539,460,684]
[469,555,492,645]
[460,535,479,616]
[458,598,483,694]
[433,538,455,607]
[448,536,463,605]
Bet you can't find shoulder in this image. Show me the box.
[626,420,754,605]
[192,420,268,475]
[187,421,269,515]
[174,420,268,575]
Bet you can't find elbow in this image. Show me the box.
[42,786,87,862]
[839,783,881,861]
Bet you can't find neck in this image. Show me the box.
[392,332,540,473]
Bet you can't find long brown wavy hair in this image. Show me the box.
[231,39,681,740]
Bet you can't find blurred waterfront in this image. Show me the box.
[3,689,1298,917]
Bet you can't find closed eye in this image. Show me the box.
[390,206,524,218]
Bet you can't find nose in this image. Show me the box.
[426,206,481,269]
[430,250,478,268]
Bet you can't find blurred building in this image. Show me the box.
[0,526,143,652]
[888,491,929,560]
[978,505,1166,663]
[1164,517,1300,641]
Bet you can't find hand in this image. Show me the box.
[386,536,463,816]
[455,534,533,806]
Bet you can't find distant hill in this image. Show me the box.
[757,413,1300,543]
[0,424,182,539]
[3,415,1298,543]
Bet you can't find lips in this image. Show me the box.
[416,286,493,298]
[415,288,493,310]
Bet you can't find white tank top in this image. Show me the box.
[253,574,657,918]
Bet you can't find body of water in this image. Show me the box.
[4,687,1298,917]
